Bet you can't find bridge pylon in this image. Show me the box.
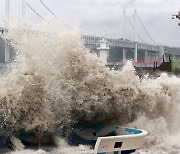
[22,0,26,20]
[122,10,127,40]
[5,0,10,20]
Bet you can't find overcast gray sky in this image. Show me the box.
[0,0,180,47]
[42,0,180,47]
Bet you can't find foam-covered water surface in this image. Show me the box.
[1,18,180,153]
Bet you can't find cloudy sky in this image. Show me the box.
[43,0,180,47]
[0,0,180,47]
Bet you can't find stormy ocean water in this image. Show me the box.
[1,18,180,153]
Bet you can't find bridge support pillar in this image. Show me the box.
[159,46,164,59]
[97,38,110,65]
[134,43,138,62]
[123,48,127,62]
[5,44,10,63]
[145,51,149,62]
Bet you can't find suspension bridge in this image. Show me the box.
[0,0,180,67]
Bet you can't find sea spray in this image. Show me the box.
[1,18,180,153]
[52,136,93,154]
[10,136,24,150]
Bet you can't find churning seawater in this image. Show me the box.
[1,18,180,153]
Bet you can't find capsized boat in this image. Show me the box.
[0,125,148,154]
[62,125,148,154]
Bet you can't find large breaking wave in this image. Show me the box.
[1,18,180,153]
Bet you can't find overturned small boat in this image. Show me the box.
[0,125,148,154]
[62,125,148,154]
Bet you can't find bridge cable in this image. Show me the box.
[124,12,146,43]
[39,0,68,27]
[26,2,44,20]
[39,0,58,19]
[135,11,157,45]
[128,19,146,43]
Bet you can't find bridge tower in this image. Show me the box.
[4,0,26,63]
[5,0,10,63]
[97,38,110,65]
[133,10,138,62]
[122,10,127,39]
[22,0,26,20]
[122,10,138,62]
[5,0,10,19]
